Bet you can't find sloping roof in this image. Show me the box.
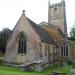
[11,11,54,44]
[41,25,65,37]
[39,21,48,26]
[39,22,59,30]
[41,25,66,43]
[27,18,55,44]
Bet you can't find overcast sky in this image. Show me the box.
[0,0,75,35]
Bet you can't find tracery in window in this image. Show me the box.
[18,33,27,54]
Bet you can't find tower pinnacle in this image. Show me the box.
[62,0,64,1]
[62,0,65,5]
[48,0,51,24]
[48,0,50,6]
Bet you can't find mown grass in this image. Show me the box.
[0,64,72,75]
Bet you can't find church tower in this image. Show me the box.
[48,0,67,36]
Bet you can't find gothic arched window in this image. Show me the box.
[18,33,27,54]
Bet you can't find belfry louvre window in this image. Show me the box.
[18,33,26,54]
[61,44,68,57]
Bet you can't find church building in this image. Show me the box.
[4,0,75,72]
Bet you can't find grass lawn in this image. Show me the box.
[0,64,72,75]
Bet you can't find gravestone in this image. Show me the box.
[71,65,75,74]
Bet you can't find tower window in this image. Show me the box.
[54,8,57,11]
[54,8,57,13]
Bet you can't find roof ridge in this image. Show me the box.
[27,17,55,44]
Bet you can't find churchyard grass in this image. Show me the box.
[0,64,72,75]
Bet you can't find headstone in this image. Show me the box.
[71,65,75,74]
[63,61,68,67]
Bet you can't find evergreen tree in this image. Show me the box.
[69,27,75,41]
[0,28,12,54]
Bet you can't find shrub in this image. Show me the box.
[67,60,73,65]
[64,59,73,65]
[0,58,3,65]
[0,52,4,65]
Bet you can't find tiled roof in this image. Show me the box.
[41,25,66,43]
[27,18,55,44]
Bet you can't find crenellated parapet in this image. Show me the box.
[50,0,65,8]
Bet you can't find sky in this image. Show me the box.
[0,0,75,35]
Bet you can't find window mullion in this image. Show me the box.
[23,39,24,54]
[18,34,27,54]
[65,45,66,57]
[63,45,64,56]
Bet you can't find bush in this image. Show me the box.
[67,60,73,65]
[0,52,4,65]
[64,59,73,65]
[0,58,3,65]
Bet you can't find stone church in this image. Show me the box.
[4,0,75,71]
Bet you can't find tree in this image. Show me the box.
[69,27,75,41]
[0,28,12,54]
